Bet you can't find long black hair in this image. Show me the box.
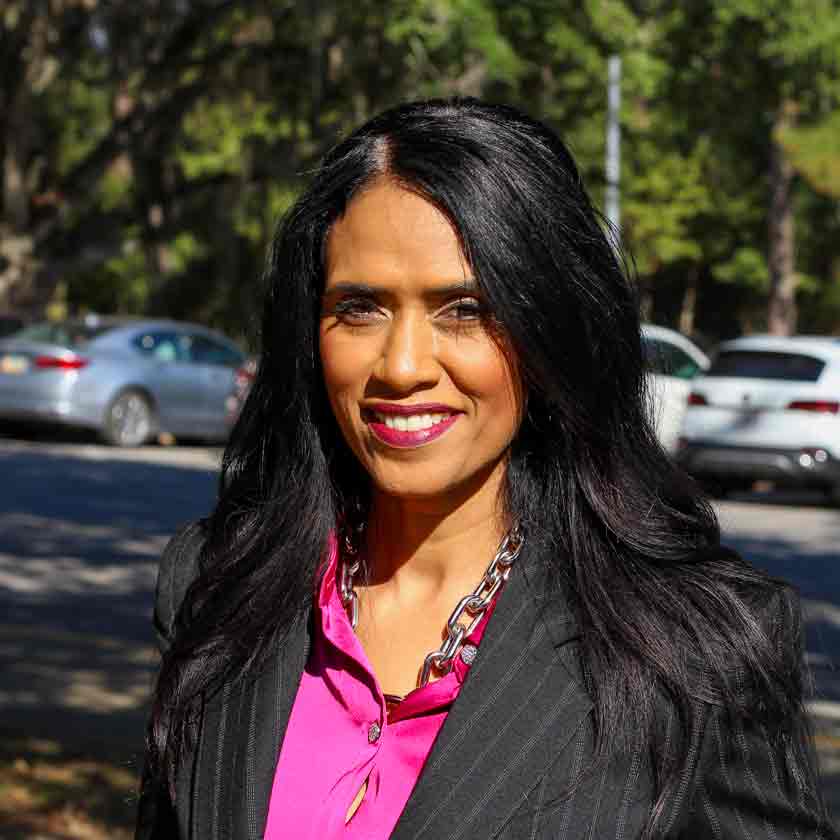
[149,98,811,836]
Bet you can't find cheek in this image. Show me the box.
[319,330,371,428]
[445,340,522,432]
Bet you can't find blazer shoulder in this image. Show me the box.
[153,519,207,653]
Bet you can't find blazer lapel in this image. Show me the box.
[191,610,312,840]
[391,550,593,840]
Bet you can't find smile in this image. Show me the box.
[374,411,451,431]
[365,408,460,448]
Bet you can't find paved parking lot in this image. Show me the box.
[0,434,837,814]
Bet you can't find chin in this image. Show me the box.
[367,458,503,505]
[370,474,461,502]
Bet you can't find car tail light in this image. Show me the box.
[34,354,89,370]
[234,364,255,385]
[234,361,256,396]
[687,392,708,406]
[787,400,839,414]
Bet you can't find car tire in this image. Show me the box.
[101,389,154,447]
[702,479,751,499]
[826,484,840,509]
[721,479,754,497]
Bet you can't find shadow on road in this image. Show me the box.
[0,443,218,788]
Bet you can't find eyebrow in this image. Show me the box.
[324,280,481,298]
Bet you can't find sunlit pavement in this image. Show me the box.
[0,435,838,813]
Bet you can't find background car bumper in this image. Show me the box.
[0,393,102,430]
[677,442,840,489]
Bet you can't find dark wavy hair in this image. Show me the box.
[149,98,810,836]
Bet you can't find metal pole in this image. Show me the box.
[605,55,622,242]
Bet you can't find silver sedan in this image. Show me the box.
[0,317,247,446]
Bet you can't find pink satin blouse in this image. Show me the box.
[263,540,497,838]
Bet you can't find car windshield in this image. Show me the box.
[706,350,825,382]
[11,321,115,348]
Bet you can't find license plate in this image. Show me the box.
[0,354,30,374]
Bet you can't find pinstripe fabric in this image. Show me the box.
[135,523,837,840]
[585,746,609,839]
[556,718,588,840]
[225,673,248,839]
[191,614,311,840]
[699,780,725,839]
[244,666,264,837]
[192,680,232,840]
[680,704,834,840]
[761,724,804,840]
[613,726,644,840]
[661,705,704,837]
[211,683,232,836]
[527,771,550,840]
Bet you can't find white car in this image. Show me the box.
[678,335,840,502]
[642,324,710,453]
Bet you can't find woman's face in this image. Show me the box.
[319,178,523,503]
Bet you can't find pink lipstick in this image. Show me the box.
[364,402,461,449]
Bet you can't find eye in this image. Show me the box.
[329,296,383,324]
[440,297,485,321]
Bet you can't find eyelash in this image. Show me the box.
[332,298,380,319]
[330,297,485,323]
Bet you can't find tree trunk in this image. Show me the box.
[767,107,797,335]
[678,264,699,336]
[639,283,654,323]
[0,70,37,311]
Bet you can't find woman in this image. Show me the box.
[136,99,833,839]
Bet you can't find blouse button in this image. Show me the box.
[368,721,382,744]
[460,644,478,665]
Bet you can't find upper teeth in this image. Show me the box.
[374,412,451,431]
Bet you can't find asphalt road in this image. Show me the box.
[0,434,838,811]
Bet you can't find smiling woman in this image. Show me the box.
[136,99,834,840]
[320,180,522,508]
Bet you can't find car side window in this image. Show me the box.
[644,338,701,380]
[132,331,188,363]
[187,334,244,368]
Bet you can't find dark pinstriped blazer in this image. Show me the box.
[135,522,834,839]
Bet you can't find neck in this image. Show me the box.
[361,460,510,600]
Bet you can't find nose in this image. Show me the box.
[376,311,440,393]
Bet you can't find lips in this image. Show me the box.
[364,403,461,448]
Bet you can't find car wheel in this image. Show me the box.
[101,390,154,447]
[825,484,840,509]
[702,479,751,499]
[721,479,755,497]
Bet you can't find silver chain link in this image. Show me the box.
[339,553,361,630]
[339,525,524,688]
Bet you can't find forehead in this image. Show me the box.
[324,179,470,287]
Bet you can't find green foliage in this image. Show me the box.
[4,0,840,339]
[778,114,840,198]
[178,96,295,180]
[167,232,208,275]
[46,71,111,176]
[713,247,769,290]
[623,145,710,274]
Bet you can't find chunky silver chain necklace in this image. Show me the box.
[339,525,524,688]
